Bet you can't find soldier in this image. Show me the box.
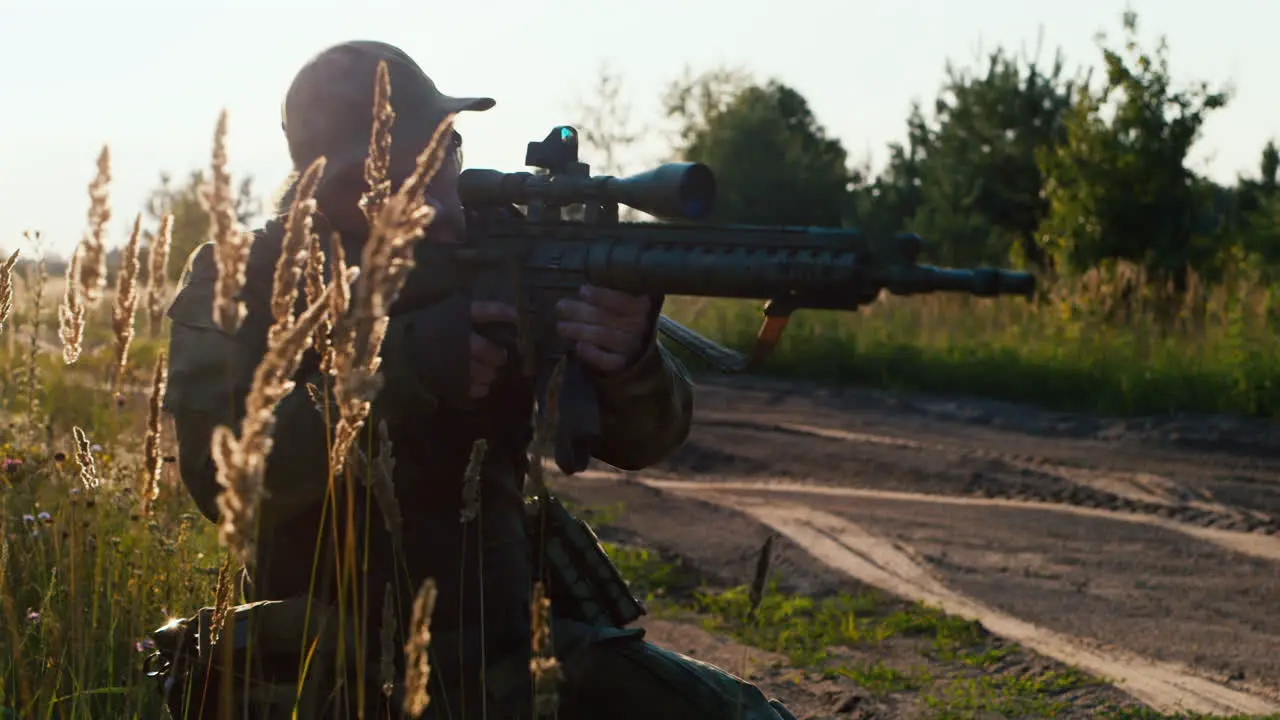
[163,39,796,720]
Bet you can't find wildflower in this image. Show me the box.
[3,458,21,473]
[21,514,34,525]
[91,444,102,453]
[26,610,39,624]
[37,511,51,523]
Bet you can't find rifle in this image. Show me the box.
[392,125,1036,476]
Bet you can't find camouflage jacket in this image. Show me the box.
[162,211,694,710]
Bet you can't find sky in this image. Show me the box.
[0,0,1275,260]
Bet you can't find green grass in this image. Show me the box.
[0,332,219,719]
[662,269,1280,418]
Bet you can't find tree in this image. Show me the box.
[1233,141,1280,268]
[568,62,648,221]
[1036,10,1229,294]
[663,70,852,227]
[143,170,262,283]
[910,43,1082,267]
[571,61,645,178]
[847,103,929,241]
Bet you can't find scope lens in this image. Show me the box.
[678,164,716,220]
[560,127,575,142]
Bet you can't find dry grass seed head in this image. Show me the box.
[110,212,144,396]
[326,113,458,474]
[360,60,395,224]
[204,110,251,335]
[79,145,111,306]
[530,581,561,713]
[147,213,174,337]
[269,156,326,344]
[211,288,333,564]
[59,244,86,365]
[402,578,437,718]
[141,351,168,514]
[72,426,99,489]
[303,230,331,361]
[379,582,397,699]
[366,419,403,551]
[0,248,19,331]
[459,439,487,523]
[209,553,237,645]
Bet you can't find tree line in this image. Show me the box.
[134,10,1274,324]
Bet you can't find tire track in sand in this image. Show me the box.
[644,478,1280,563]
[697,417,1280,534]
[642,479,1280,716]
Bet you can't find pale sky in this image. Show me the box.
[0,0,1274,259]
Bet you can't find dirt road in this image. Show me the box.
[548,375,1280,718]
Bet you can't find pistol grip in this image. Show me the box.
[541,353,600,475]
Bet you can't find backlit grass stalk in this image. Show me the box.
[73,426,99,490]
[208,204,330,563]
[211,290,333,563]
[79,146,111,307]
[147,213,174,337]
[529,580,561,715]
[110,213,143,398]
[359,59,395,225]
[402,578,437,718]
[325,80,456,473]
[204,110,251,335]
[141,351,168,515]
[21,232,46,423]
[304,230,331,366]
[0,248,20,332]
[58,244,86,364]
[209,155,332,564]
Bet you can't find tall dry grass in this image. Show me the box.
[0,58,471,719]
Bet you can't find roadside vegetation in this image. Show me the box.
[591,506,1279,720]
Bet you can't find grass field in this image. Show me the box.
[4,240,1277,718]
[661,261,1280,418]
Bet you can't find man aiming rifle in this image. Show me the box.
[157,39,800,720]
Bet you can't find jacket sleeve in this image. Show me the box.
[164,241,446,527]
[588,296,694,471]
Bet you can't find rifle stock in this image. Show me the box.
[389,125,1037,475]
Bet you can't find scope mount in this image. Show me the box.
[522,125,618,224]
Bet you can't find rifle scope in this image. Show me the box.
[457,125,716,222]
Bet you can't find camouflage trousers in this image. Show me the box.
[417,618,796,720]
[551,618,797,720]
[148,604,795,720]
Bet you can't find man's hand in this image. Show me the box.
[469,301,517,399]
[556,285,654,375]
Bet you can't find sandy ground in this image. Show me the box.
[547,374,1280,718]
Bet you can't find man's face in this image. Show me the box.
[320,126,466,243]
[403,129,465,245]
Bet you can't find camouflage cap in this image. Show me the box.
[282,40,495,173]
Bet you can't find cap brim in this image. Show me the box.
[442,95,496,113]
